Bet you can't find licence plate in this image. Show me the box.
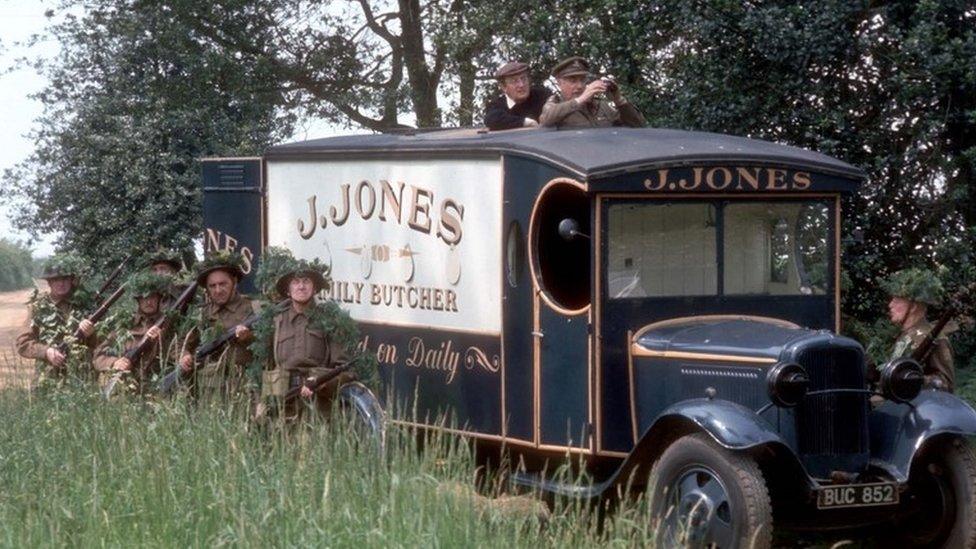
[816,482,899,509]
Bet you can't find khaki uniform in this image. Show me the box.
[93,312,170,395]
[260,304,352,418]
[540,93,646,128]
[183,292,259,398]
[16,296,96,386]
[890,318,954,392]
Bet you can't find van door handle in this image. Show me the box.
[531,331,544,338]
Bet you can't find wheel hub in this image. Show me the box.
[665,467,735,548]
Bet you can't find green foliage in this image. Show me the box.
[0,239,33,291]
[883,268,945,306]
[125,271,172,299]
[39,252,89,280]
[26,287,98,388]
[253,245,296,301]
[1,0,292,273]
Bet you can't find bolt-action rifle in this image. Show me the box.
[94,254,132,302]
[281,363,354,404]
[911,283,975,366]
[101,282,199,398]
[156,299,291,396]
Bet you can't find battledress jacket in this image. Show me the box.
[261,303,351,400]
[539,92,646,128]
[181,292,259,394]
[16,295,97,383]
[890,318,955,392]
[93,311,171,393]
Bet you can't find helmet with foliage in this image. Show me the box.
[127,271,171,299]
[195,250,246,286]
[40,252,89,280]
[145,247,184,272]
[883,268,943,306]
[253,247,330,300]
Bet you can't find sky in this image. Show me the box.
[0,0,57,257]
[0,1,356,260]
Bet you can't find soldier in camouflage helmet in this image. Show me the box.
[178,250,259,401]
[93,272,173,394]
[16,253,97,388]
[145,247,188,309]
[884,268,955,392]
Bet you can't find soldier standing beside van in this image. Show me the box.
[884,268,955,392]
[484,61,551,131]
[16,253,96,388]
[250,252,359,421]
[540,56,645,129]
[178,251,258,401]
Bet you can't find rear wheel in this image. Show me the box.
[649,433,772,549]
[891,436,976,548]
[336,382,386,453]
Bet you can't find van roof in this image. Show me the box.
[265,127,865,181]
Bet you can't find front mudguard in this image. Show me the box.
[869,389,976,482]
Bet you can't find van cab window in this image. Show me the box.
[607,199,832,299]
[724,202,830,296]
[607,203,718,298]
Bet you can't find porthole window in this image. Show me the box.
[506,221,524,288]
[529,179,590,313]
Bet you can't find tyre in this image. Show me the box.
[336,382,386,453]
[891,436,976,548]
[648,433,772,549]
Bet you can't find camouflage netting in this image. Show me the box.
[40,252,90,279]
[194,250,246,285]
[883,268,944,306]
[126,271,172,298]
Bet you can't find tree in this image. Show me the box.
[0,239,33,292]
[1,0,292,271]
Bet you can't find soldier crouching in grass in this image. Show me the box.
[884,268,955,392]
[93,272,174,396]
[178,251,259,403]
[249,251,372,424]
[16,253,97,390]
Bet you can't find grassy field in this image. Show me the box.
[0,389,668,548]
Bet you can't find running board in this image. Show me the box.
[510,471,610,499]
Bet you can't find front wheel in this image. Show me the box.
[890,436,976,548]
[648,433,772,549]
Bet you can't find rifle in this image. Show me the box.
[156,298,291,396]
[101,282,199,398]
[281,364,353,404]
[55,284,127,357]
[911,282,975,365]
[95,255,132,301]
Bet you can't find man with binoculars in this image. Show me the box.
[540,56,646,129]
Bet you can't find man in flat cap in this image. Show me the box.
[540,56,645,129]
[484,61,551,131]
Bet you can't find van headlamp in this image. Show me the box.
[767,362,810,408]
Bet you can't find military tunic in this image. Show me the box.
[890,318,955,392]
[259,303,352,418]
[16,295,96,386]
[93,312,169,395]
[539,92,646,128]
[182,292,259,398]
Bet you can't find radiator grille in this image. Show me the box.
[794,347,868,457]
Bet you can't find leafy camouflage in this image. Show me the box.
[145,247,184,271]
[40,252,89,280]
[195,250,246,285]
[126,272,172,299]
[27,287,97,389]
[883,268,944,306]
[253,246,297,301]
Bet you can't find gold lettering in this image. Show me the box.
[379,180,405,222]
[793,171,812,190]
[408,187,433,234]
[644,170,668,191]
[224,234,238,252]
[680,168,702,190]
[330,184,350,226]
[204,228,221,252]
[735,167,761,190]
[437,199,464,245]
[298,195,317,239]
[766,169,788,190]
[706,167,733,190]
[355,180,376,219]
[240,247,253,274]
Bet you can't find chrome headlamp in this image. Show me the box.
[766,362,810,408]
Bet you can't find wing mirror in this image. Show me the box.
[558,218,589,241]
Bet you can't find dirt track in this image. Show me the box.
[0,282,40,390]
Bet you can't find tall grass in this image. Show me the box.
[0,389,661,547]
